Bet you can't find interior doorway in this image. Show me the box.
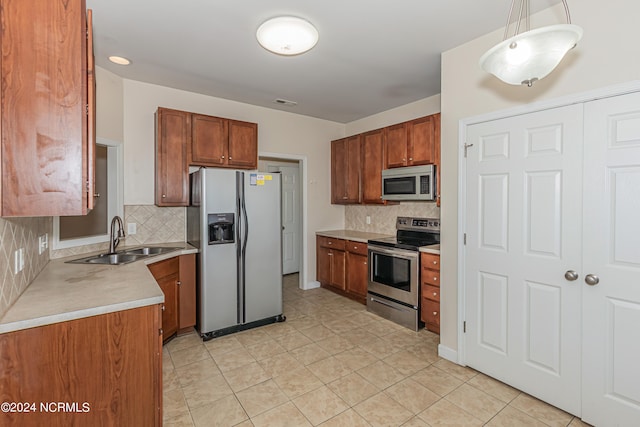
[259,156,303,288]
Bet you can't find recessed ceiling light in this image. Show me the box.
[256,16,318,56]
[108,56,131,65]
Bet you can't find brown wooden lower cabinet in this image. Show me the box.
[420,252,441,334]
[317,235,368,304]
[148,254,197,342]
[0,305,162,427]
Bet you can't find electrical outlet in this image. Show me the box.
[366,215,371,225]
[14,248,24,274]
[127,223,137,235]
[38,234,48,255]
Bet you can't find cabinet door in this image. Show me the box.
[330,249,346,290]
[347,252,368,299]
[361,129,385,204]
[331,138,348,203]
[155,108,190,206]
[178,254,196,331]
[384,123,408,168]
[227,119,258,169]
[86,8,96,211]
[407,115,434,166]
[157,273,179,340]
[0,305,160,426]
[317,244,331,285]
[331,136,361,204]
[191,114,227,166]
[1,0,92,216]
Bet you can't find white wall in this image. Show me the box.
[440,0,640,352]
[96,67,124,142]
[346,94,441,136]
[121,80,345,287]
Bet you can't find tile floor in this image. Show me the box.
[162,274,591,426]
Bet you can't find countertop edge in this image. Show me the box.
[316,229,393,244]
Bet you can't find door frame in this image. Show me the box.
[259,151,309,290]
[457,80,640,365]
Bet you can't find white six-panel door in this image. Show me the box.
[581,92,640,426]
[464,104,584,415]
[464,91,640,426]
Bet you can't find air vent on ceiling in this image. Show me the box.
[273,98,298,107]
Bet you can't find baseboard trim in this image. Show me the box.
[438,344,459,364]
[304,280,320,290]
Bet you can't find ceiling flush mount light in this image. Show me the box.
[108,56,131,65]
[256,16,318,56]
[479,0,582,87]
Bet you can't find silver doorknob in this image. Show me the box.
[564,270,579,281]
[585,274,600,286]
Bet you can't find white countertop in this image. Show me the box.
[419,244,440,255]
[317,230,440,255]
[0,243,198,334]
[316,229,393,243]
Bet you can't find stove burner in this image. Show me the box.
[368,216,440,251]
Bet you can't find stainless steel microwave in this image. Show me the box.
[381,165,436,201]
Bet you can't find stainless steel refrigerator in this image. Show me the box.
[187,168,284,340]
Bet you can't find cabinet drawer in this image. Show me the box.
[318,236,346,250]
[422,284,440,302]
[346,240,368,256]
[148,256,179,280]
[422,270,440,287]
[421,299,440,329]
[421,252,440,270]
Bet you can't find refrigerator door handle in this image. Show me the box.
[236,171,244,324]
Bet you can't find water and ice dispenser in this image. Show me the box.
[208,213,235,244]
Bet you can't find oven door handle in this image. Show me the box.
[370,296,400,309]
[368,245,419,261]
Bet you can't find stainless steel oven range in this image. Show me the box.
[367,217,440,331]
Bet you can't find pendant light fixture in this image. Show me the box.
[479,0,582,87]
[256,16,318,56]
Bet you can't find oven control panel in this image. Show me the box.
[397,216,440,231]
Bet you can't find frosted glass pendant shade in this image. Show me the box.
[480,24,583,86]
[257,16,318,56]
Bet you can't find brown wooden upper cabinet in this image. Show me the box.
[361,129,385,204]
[155,108,190,206]
[191,114,258,169]
[0,0,95,217]
[330,113,440,205]
[155,108,258,206]
[331,135,361,204]
[384,116,436,169]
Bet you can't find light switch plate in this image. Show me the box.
[127,223,137,235]
[366,216,371,225]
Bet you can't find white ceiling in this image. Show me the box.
[87,0,559,123]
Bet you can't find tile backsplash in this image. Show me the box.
[50,205,186,259]
[0,217,51,318]
[345,202,440,235]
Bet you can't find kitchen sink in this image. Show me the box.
[121,246,182,256]
[67,246,183,265]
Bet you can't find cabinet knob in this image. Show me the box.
[221,155,225,159]
[162,194,166,198]
[433,292,437,296]
[403,158,406,162]
[229,157,232,160]
[328,241,332,245]
[177,281,181,286]
[94,193,101,198]
[159,328,163,336]
[364,262,367,265]
[161,304,165,312]
[328,253,333,256]
[434,276,438,281]
[409,157,413,161]
[433,311,438,316]
[342,196,348,199]
[433,261,437,265]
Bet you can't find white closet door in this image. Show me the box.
[464,104,584,415]
[582,92,640,426]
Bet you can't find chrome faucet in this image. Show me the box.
[109,216,125,254]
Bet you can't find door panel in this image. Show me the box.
[582,92,640,426]
[465,104,583,415]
